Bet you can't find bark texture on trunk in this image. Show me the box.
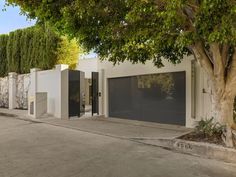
[215,94,235,147]
[219,95,234,126]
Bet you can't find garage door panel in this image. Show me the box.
[108,72,186,126]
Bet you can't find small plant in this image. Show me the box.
[196,118,225,138]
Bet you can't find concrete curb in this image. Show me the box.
[0,112,17,117]
[172,139,236,163]
[0,111,43,123]
[140,138,236,163]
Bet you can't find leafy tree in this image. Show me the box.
[6,0,236,147]
[56,36,80,69]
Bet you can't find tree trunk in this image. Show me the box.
[213,91,236,147]
[192,42,236,147]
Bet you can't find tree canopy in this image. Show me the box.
[6,0,236,66]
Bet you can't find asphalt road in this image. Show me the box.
[0,116,235,177]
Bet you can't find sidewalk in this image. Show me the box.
[0,108,191,141]
[40,117,191,140]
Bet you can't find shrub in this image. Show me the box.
[196,118,224,138]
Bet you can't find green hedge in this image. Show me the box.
[0,34,8,76]
[0,25,79,77]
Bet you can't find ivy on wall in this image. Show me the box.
[0,25,79,77]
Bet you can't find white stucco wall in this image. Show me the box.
[29,65,69,119]
[37,69,60,117]
[77,58,98,78]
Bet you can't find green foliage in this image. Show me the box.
[56,37,80,69]
[196,118,225,137]
[6,0,236,66]
[0,34,9,76]
[0,25,80,76]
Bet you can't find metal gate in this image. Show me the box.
[92,72,99,116]
[68,70,85,117]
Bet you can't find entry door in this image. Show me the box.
[92,72,99,116]
[69,70,80,117]
[68,70,85,117]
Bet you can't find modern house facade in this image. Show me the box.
[78,56,213,128]
[0,55,213,128]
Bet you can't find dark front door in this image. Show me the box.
[92,72,99,116]
[108,71,186,126]
[69,70,85,117]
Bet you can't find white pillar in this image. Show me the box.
[56,64,69,119]
[99,69,105,115]
[28,68,40,116]
[8,72,17,109]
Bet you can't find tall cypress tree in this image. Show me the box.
[0,25,80,77]
[0,35,9,76]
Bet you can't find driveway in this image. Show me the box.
[0,116,235,177]
[40,116,191,140]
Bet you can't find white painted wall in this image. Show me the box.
[37,69,60,117]
[77,58,98,78]
[35,92,47,118]
[98,56,199,128]
[28,65,69,119]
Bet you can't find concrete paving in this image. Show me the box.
[0,107,192,140]
[0,116,235,177]
[39,117,191,140]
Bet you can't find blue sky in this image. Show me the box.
[0,0,36,34]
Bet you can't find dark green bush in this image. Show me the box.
[0,34,9,76]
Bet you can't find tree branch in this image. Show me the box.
[191,42,214,81]
[210,43,225,78]
[226,48,236,94]
[221,44,229,68]
[210,43,226,97]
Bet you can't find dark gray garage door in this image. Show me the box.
[108,71,186,126]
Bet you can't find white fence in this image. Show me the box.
[0,73,30,109]
[0,77,9,108]
[16,74,30,109]
[0,64,70,119]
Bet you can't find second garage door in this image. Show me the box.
[108,71,186,126]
